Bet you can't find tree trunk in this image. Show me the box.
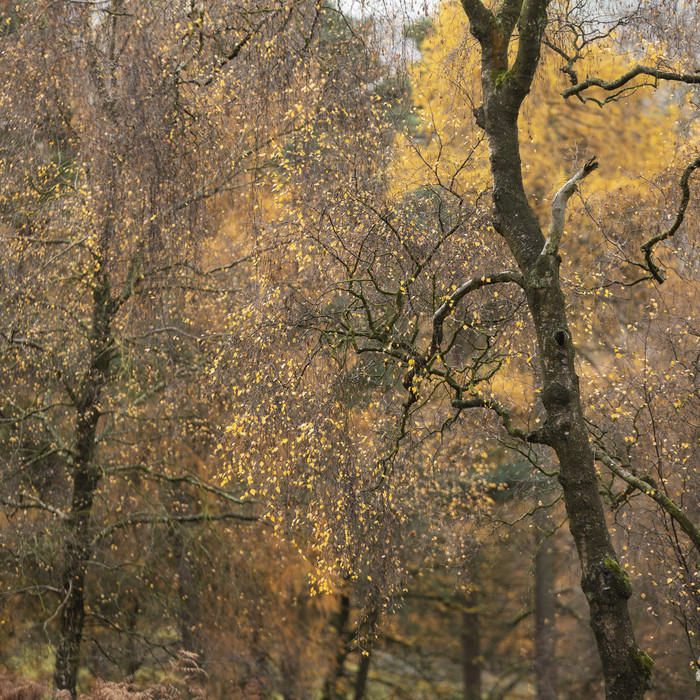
[54,276,115,698]
[353,607,379,700]
[321,592,351,700]
[533,509,557,700]
[459,2,652,697]
[461,590,481,700]
[526,249,650,699]
[353,648,371,700]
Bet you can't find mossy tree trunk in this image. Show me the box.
[459,1,652,697]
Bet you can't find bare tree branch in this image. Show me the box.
[563,65,700,104]
[0,493,68,520]
[640,154,700,283]
[430,270,524,353]
[92,510,260,546]
[451,395,529,441]
[543,156,598,256]
[593,449,700,553]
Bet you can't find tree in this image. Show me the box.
[224,0,700,697]
[0,0,326,695]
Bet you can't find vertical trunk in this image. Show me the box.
[321,592,351,700]
[166,489,202,655]
[174,527,202,657]
[353,648,371,700]
[124,592,140,678]
[353,607,379,700]
[54,277,115,698]
[533,509,557,700]
[525,258,651,699]
[461,590,481,700]
[53,559,89,697]
[458,3,653,696]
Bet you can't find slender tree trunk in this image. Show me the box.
[353,648,371,700]
[533,509,557,700]
[176,530,202,655]
[124,592,140,678]
[321,592,351,700]
[168,488,203,657]
[461,590,481,700]
[54,276,115,698]
[353,607,379,700]
[459,2,652,696]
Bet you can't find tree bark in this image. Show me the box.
[461,590,481,700]
[533,509,557,700]
[353,648,371,700]
[459,2,653,697]
[54,276,116,698]
[321,592,351,700]
[353,607,379,700]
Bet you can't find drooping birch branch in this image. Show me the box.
[542,156,598,256]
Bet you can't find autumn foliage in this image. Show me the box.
[0,0,699,698]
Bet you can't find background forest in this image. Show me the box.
[0,0,699,698]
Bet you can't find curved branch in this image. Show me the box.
[563,65,700,103]
[543,156,598,256]
[430,270,524,354]
[106,463,248,505]
[640,155,700,283]
[43,579,72,639]
[451,395,529,441]
[594,449,700,553]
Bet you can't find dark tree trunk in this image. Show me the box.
[124,592,141,678]
[461,590,481,700]
[533,509,557,700]
[321,592,351,700]
[459,2,653,697]
[168,489,204,658]
[176,532,202,655]
[353,647,371,700]
[54,276,116,698]
[353,607,379,700]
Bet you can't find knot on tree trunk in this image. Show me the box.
[542,382,571,408]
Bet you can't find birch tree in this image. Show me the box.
[227,1,700,697]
